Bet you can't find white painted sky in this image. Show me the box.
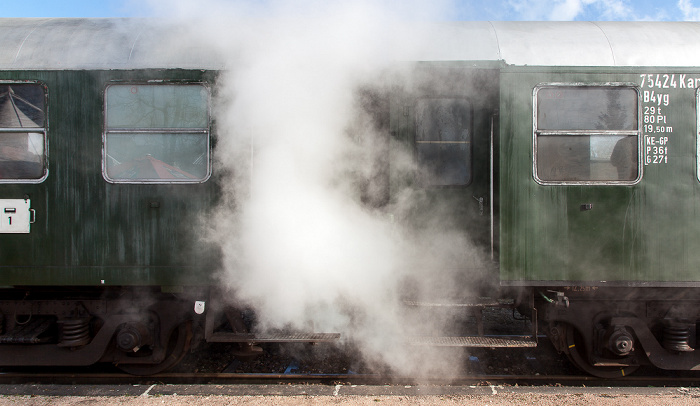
[2,0,700,21]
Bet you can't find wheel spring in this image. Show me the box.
[58,318,91,347]
[663,324,694,352]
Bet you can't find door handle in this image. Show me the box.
[473,195,485,216]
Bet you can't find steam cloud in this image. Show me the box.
[148,0,490,376]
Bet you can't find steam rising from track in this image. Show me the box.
[149,0,488,376]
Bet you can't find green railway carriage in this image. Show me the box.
[490,23,700,376]
[387,22,700,376]
[0,19,233,373]
[498,65,700,376]
[3,19,700,376]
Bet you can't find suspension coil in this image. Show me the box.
[663,321,694,352]
[58,318,91,347]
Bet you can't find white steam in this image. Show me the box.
[146,0,488,376]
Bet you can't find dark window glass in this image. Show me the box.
[105,133,208,180]
[0,84,47,181]
[415,98,471,186]
[535,86,639,183]
[104,84,210,183]
[537,87,637,131]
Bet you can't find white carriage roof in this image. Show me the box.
[2,18,700,69]
[0,18,225,70]
[408,21,700,67]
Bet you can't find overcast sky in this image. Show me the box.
[2,0,700,21]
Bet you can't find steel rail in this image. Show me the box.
[0,370,699,387]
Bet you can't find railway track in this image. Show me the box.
[1,341,699,388]
[1,368,699,387]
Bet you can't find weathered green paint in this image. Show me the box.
[0,70,220,286]
[7,64,700,289]
[500,67,700,284]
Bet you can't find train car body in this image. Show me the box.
[499,64,700,376]
[493,23,700,376]
[0,19,230,374]
[3,19,700,376]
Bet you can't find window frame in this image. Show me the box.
[0,80,49,184]
[533,82,642,186]
[695,88,700,183]
[102,82,212,184]
[414,97,474,187]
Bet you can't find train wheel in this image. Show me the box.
[117,322,192,376]
[563,324,638,378]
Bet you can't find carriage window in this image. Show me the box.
[103,84,210,183]
[0,83,47,182]
[535,85,640,184]
[415,98,471,186]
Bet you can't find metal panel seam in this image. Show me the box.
[13,18,55,65]
[486,21,502,61]
[590,21,616,66]
[127,27,144,63]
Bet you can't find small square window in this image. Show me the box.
[103,84,211,183]
[415,98,472,186]
[534,85,640,184]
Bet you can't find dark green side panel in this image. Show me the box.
[0,70,220,286]
[500,67,700,285]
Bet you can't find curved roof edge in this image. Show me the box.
[2,19,700,69]
[491,21,700,67]
[0,18,225,70]
[366,21,700,67]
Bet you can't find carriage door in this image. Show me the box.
[534,84,641,279]
[390,67,499,296]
